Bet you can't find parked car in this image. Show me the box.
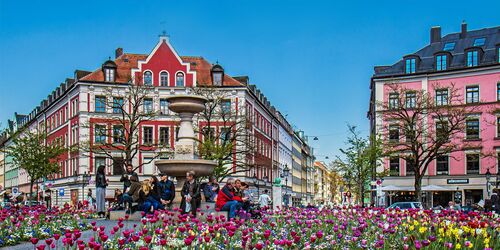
[387,202,423,210]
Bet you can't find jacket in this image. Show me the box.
[127,181,142,202]
[120,171,138,187]
[158,180,176,202]
[180,180,201,213]
[215,185,242,210]
[95,173,107,188]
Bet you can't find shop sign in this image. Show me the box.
[447,179,469,184]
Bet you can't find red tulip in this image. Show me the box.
[144,235,152,244]
[31,237,39,245]
[45,238,53,245]
[36,244,46,250]
[100,234,108,242]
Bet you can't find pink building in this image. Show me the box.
[368,23,500,207]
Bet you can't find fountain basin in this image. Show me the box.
[155,159,217,177]
[167,95,208,114]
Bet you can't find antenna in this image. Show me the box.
[160,21,168,37]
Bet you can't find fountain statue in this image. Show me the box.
[155,95,217,203]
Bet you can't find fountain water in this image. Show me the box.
[155,95,217,203]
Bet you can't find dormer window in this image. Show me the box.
[160,71,169,86]
[102,59,117,82]
[404,56,419,74]
[435,52,451,71]
[176,72,185,87]
[466,50,479,67]
[143,71,152,85]
[211,64,224,86]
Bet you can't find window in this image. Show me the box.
[159,127,169,146]
[435,89,448,106]
[436,155,449,175]
[466,154,479,174]
[498,47,500,63]
[221,100,231,114]
[95,96,106,113]
[143,127,153,145]
[113,125,124,143]
[473,38,485,47]
[405,92,416,108]
[175,127,180,141]
[388,93,399,109]
[176,72,185,87]
[220,127,231,146]
[405,58,416,74]
[436,54,447,71]
[143,98,153,113]
[389,125,399,142]
[404,124,415,142]
[143,71,152,85]
[466,118,480,139]
[406,159,415,176]
[443,42,455,51]
[389,157,399,176]
[466,86,479,103]
[497,83,500,101]
[105,68,115,82]
[113,97,123,114]
[435,120,449,141]
[160,99,168,115]
[94,157,106,172]
[203,127,215,142]
[497,116,500,137]
[467,50,479,67]
[160,72,169,86]
[94,124,107,143]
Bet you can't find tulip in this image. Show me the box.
[31,237,39,245]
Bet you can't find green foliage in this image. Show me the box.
[5,129,69,199]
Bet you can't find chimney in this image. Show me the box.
[115,47,123,59]
[430,26,441,43]
[460,21,467,38]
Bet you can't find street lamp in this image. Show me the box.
[74,170,91,203]
[486,168,491,197]
[210,63,224,86]
[253,173,260,196]
[282,165,290,207]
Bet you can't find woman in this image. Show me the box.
[180,171,201,217]
[148,176,163,210]
[138,179,154,214]
[95,165,108,218]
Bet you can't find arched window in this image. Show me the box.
[160,72,169,86]
[176,72,185,87]
[143,71,152,85]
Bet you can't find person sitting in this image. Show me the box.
[180,171,201,217]
[138,180,154,214]
[215,178,246,219]
[239,182,252,211]
[122,175,141,213]
[112,189,124,210]
[203,176,219,203]
[148,176,163,210]
[158,173,175,209]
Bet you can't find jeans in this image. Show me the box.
[96,187,106,213]
[122,194,133,208]
[221,200,242,219]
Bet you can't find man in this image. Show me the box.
[258,189,272,208]
[120,164,138,194]
[491,188,499,213]
[216,178,246,219]
[158,173,176,208]
[203,176,219,202]
[180,171,201,217]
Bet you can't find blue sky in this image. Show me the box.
[0,0,499,159]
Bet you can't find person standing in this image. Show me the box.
[95,165,108,218]
[491,188,499,213]
[258,190,272,208]
[180,171,201,217]
[120,164,138,194]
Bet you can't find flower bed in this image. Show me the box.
[0,204,94,247]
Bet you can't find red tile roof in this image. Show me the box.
[80,53,244,87]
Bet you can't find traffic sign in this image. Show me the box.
[12,187,19,194]
[58,188,65,196]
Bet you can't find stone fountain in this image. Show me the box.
[155,95,217,203]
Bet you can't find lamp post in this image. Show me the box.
[486,168,491,198]
[74,170,91,203]
[253,173,260,196]
[282,165,290,207]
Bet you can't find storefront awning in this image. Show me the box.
[380,185,414,191]
[421,185,456,191]
[378,185,456,192]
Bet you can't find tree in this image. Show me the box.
[193,86,256,182]
[334,125,382,205]
[5,129,68,202]
[80,81,171,174]
[377,83,476,202]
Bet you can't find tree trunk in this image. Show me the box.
[414,176,422,203]
[29,181,34,206]
[360,183,365,207]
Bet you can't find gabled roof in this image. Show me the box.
[80,53,243,86]
[373,25,500,78]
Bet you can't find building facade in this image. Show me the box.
[0,35,316,205]
[368,23,500,208]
